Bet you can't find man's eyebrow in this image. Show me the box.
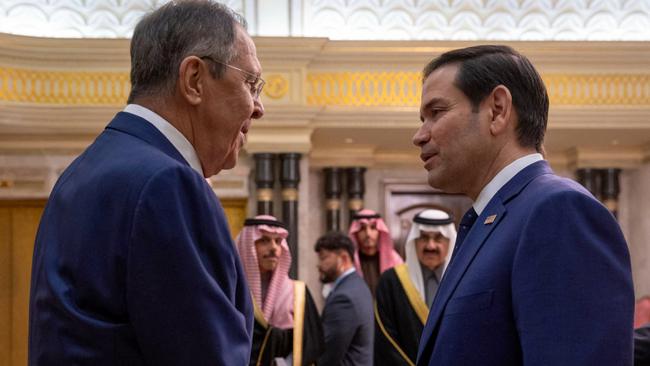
[420,97,446,122]
[421,97,446,113]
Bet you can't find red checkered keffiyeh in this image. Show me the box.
[348,209,403,277]
[235,215,294,329]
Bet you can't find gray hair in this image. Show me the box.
[127,0,247,103]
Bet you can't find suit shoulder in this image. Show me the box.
[76,131,202,194]
[342,272,371,291]
[530,173,590,196]
[337,274,373,309]
[524,173,602,209]
[515,172,623,242]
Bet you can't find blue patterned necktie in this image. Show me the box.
[450,208,478,262]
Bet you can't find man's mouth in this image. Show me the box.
[241,121,251,135]
[420,152,438,169]
[420,151,435,162]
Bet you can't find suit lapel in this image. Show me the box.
[417,161,554,364]
[325,272,354,306]
[417,202,506,362]
[105,112,190,167]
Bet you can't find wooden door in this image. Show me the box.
[0,200,45,366]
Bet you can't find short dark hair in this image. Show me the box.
[314,231,355,260]
[127,0,247,103]
[422,45,548,152]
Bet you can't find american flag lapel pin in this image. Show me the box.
[484,214,497,225]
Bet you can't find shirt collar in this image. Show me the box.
[123,104,203,176]
[333,267,356,290]
[473,153,543,215]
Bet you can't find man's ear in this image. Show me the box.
[338,249,350,263]
[487,85,513,136]
[177,56,204,106]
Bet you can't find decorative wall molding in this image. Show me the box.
[644,144,650,163]
[0,66,129,105]
[0,33,649,176]
[307,71,421,107]
[548,107,650,129]
[567,147,646,169]
[3,67,648,107]
[306,72,650,107]
[245,127,313,153]
[310,146,377,168]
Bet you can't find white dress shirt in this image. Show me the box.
[473,153,543,215]
[123,104,203,176]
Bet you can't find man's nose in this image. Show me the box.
[252,98,264,119]
[413,123,428,147]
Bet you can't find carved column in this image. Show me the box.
[346,167,366,228]
[602,168,621,218]
[576,168,603,201]
[323,167,343,231]
[280,153,301,279]
[254,153,275,215]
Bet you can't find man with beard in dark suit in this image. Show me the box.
[316,231,374,366]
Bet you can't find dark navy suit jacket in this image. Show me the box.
[416,161,634,366]
[29,112,253,365]
[319,271,374,366]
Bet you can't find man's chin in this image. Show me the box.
[319,276,334,284]
[428,175,456,193]
[360,249,378,257]
[427,173,443,190]
[221,148,240,170]
[221,159,237,170]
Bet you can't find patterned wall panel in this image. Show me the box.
[0,0,243,38]
[304,0,650,40]
[0,0,649,40]
[2,66,649,107]
[306,72,650,107]
[0,66,129,104]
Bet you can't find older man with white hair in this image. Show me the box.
[374,209,456,366]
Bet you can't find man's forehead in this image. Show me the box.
[233,26,261,74]
[424,63,459,85]
[419,229,444,236]
[318,249,335,257]
[421,65,459,100]
[260,230,282,238]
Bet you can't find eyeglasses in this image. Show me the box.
[200,56,265,99]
